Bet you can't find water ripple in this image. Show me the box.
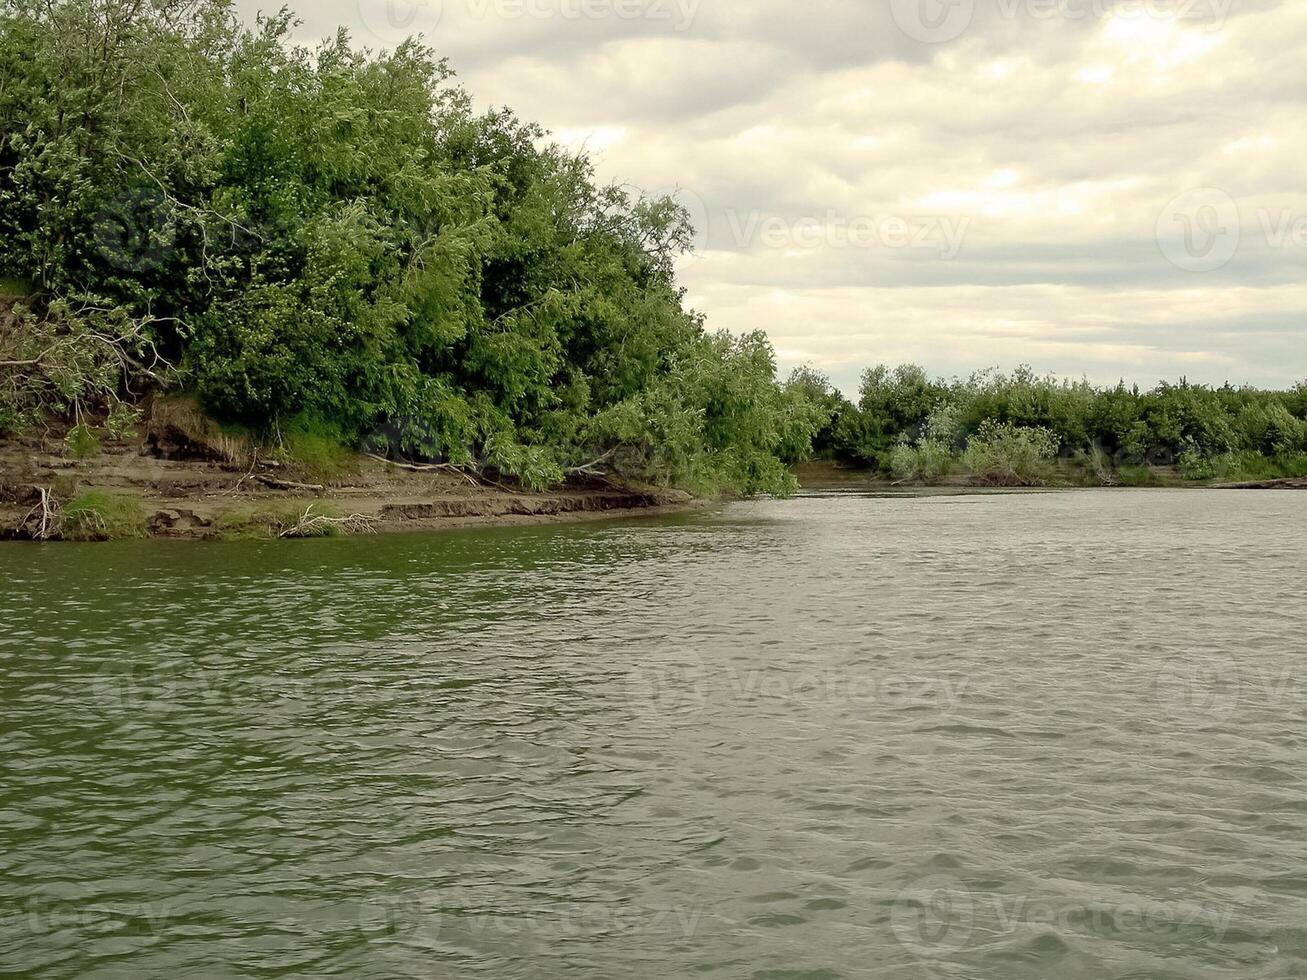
[1,490,1306,977]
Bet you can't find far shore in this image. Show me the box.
[791,460,1307,493]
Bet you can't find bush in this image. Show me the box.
[962,420,1060,486]
[0,0,816,497]
[826,365,1307,484]
[889,439,955,484]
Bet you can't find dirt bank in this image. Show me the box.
[0,431,699,542]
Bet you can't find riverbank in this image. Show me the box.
[792,459,1307,492]
[0,427,698,542]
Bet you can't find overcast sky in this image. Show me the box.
[238,0,1307,393]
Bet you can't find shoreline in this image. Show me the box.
[791,460,1307,493]
[0,436,703,542]
[5,446,1301,544]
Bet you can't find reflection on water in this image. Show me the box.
[1,489,1305,978]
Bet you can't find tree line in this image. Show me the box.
[0,0,827,494]
[3,1,1304,495]
[792,365,1307,486]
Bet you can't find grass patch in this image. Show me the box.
[212,500,343,540]
[281,416,358,482]
[0,276,32,298]
[1116,464,1163,487]
[1189,451,1307,484]
[62,491,147,541]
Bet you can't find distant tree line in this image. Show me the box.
[789,365,1307,485]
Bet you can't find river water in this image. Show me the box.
[2,489,1305,978]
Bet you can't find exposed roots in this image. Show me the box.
[20,487,62,541]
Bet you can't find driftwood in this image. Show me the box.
[220,457,260,496]
[278,505,379,539]
[256,475,326,493]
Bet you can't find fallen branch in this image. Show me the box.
[221,455,260,496]
[365,453,481,488]
[278,505,379,539]
[256,475,326,493]
[567,447,619,476]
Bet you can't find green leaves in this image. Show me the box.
[1,0,817,495]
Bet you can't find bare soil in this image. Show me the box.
[0,430,698,541]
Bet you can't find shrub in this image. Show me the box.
[0,1,815,497]
[889,439,955,484]
[64,423,101,460]
[962,420,1060,486]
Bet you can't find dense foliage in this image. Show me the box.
[0,0,825,493]
[812,365,1307,485]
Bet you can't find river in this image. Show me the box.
[2,488,1305,978]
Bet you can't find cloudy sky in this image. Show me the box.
[238,0,1307,393]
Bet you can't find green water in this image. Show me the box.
[2,489,1306,978]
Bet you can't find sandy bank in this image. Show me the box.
[0,434,699,542]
